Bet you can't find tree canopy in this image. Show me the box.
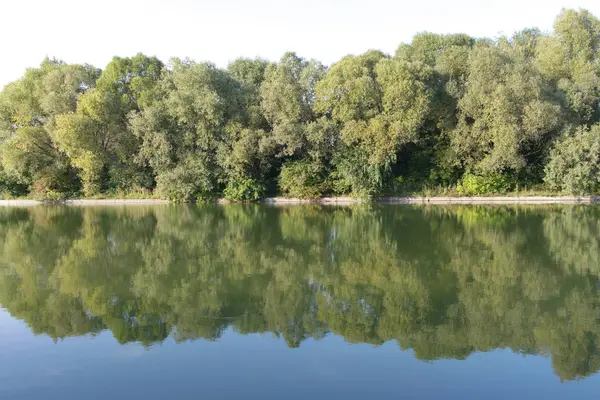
[2,9,600,200]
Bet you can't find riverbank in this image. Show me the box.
[0,199,171,206]
[264,196,598,204]
[0,196,597,206]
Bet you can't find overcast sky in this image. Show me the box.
[1,0,599,87]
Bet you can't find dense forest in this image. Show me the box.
[1,9,600,200]
[1,204,600,381]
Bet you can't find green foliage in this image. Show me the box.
[260,52,326,157]
[536,9,600,125]
[0,167,27,198]
[279,159,326,198]
[544,124,600,194]
[457,173,516,195]
[0,59,95,196]
[315,49,434,177]
[450,38,562,175]
[314,51,386,122]
[217,125,276,194]
[132,59,243,201]
[331,146,386,196]
[228,58,272,129]
[223,177,265,201]
[1,9,600,199]
[53,54,163,195]
[155,156,216,202]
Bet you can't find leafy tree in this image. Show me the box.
[0,59,99,196]
[54,54,163,195]
[218,125,274,200]
[260,52,325,157]
[315,50,434,194]
[228,58,273,130]
[131,59,243,201]
[1,8,600,199]
[394,33,475,186]
[449,36,562,178]
[276,117,339,198]
[544,124,600,193]
[536,9,600,126]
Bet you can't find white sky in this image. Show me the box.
[1,0,599,88]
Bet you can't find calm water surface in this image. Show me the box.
[1,204,600,399]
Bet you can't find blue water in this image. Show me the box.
[2,308,599,399]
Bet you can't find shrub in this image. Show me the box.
[457,173,516,195]
[0,170,28,199]
[331,148,386,197]
[544,125,600,194]
[279,160,326,198]
[155,159,215,202]
[223,177,265,201]
[37,190,70,203]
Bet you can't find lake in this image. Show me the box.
[1,204,600,399]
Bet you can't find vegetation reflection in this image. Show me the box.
[1,205,599,381]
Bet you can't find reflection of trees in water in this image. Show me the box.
[1,204,600,380]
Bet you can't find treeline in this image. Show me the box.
[1,205,600,381]
[1,9,600,200]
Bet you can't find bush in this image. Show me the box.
[544,125,600,194]
[106,163,154,194]
[331,148,386,197]
[457,173,516,195]
[155,159,215,202]
[0,172,28,199]
[36,189,70,203]
[279,160,326,198]
[223,177,265,201]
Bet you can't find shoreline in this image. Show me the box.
[264,196,598,204]
[0,196,597,206]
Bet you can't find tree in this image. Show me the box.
[2,8,600,200]
[314,50,434,195]
[544,124,600,193]
[54,54,163,195]
[449,36,562,180]
[394,33,475,186]
[220,58,278,200]
[260,52,325,157]
[228,57,272,130]
[131,59,243,201]
[536,9,600,126]
[0,59,99,196]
